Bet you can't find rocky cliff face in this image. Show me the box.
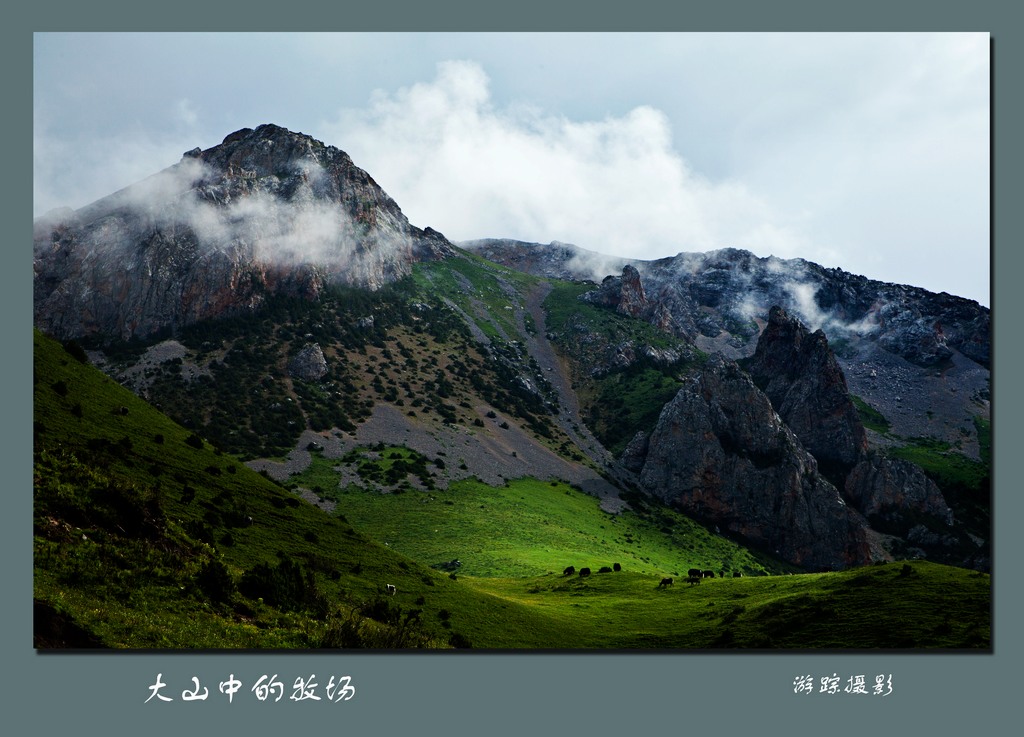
[844,453,954,531]
[465,240,989,368]
[744,306,956,550]
[636,357,874,570]
[746,306,867,477]
[465,239,991,459]
[34,124,454,341]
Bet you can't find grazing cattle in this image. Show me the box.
[613,563,621,572]
[687,576,702,585]
[733,572,743,578]
[703,570,715,578]
[384,584,396,596]
[688,568,702,578]
[598,566,613,573]
[659,577,674,588]
[579,567,591,577]
[563,565,575,576]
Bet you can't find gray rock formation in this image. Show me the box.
[583,264,648,317]
[469,238,990,461]
[844,453,954,530]
[467,240,989,369]
[34,124,455,341]
[637,356,873,570]
[746,306,867,477]
[620,430,650,474]
[288,343,328,381]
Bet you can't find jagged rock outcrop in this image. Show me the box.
[468,241,989,369]
[288,343,328,381]
[615,264,648,317]
[468,240,990,457]
[745,306,957,548]
[637,356,873,570]
[33,124,455,341]
[746,306,867,477]
[620,430,650,474]
[581,264,682,335]
[844,453,954,530]
[460,238,629,282]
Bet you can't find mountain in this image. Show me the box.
[32,125,991,648]
[33,124,454,342]
[464,239,990,366]
[464,239,991,461]
[31,327,991,649]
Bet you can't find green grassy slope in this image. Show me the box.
[463,560,989,649]
[33,329,543,649]
[33,329,992,649]
[541,280,705,455]
[291,453,779,578]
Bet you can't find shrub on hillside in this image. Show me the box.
[196,558,236,604]
[239,557,328,616]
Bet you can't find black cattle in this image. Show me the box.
[733,572,743,578]
[598,566,613,573]
[687,568,701,578]
[563,565,575,576]
[613,563,621,572]
[579,567,591,577]
[658,577,674,588]
[703,570,715,578]
[687,576,702,585]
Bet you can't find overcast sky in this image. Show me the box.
[33,32,990,306]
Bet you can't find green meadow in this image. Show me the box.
[33,329,991,649]
[292,452,778,579]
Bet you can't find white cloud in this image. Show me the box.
[323,60,811,265]
[32,122,201,218]
[175,98,199,127]
[33,33,989,305]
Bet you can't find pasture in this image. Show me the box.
[450,561,991,649]
[33,329,991,649]
[291,454,780,579]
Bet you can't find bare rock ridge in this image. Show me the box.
[744,307,954,540]
[746,305,867,478]
[463,240,990,370]
[628,304,964,569]
[463,238,991,464]
[34,124,455,341]
[635,356,874,571]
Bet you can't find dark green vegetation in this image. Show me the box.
[34,320,991,649]
[93,258,561,460]
[290,453,779,579]
[35,330,473,648]
[34,251,992,650]
[852,395,892,434]
[542,281,705,454]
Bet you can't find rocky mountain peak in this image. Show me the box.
[744,305,961,560]
[636,355,874,570]
[33,125,455,341]
[580,264,652,319]
[746,305,868,476]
